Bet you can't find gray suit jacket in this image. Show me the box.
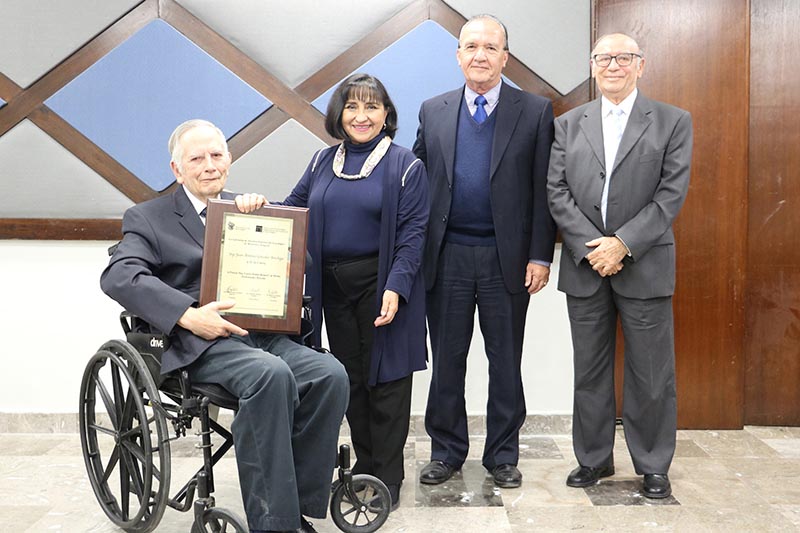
[101,188,236,374]
[547,93,692,298]
[414,82,556,293]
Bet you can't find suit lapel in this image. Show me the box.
[490,83,522,179]
[439,88,462,187]
[174,188,206,248]
[613,94,653,172]
[579,99,605,168]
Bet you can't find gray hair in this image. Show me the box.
[168,119,228,172]
[461,14,509,51]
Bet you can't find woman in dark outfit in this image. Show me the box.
[283,73,429,508]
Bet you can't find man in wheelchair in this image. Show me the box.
[100,119,349,533]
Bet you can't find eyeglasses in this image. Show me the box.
[592,53,642,67]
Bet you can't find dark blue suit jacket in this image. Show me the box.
[101,188,237,374]
[413,82,556,292]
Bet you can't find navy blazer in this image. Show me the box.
[101,188,237,374]
[413,82,556,293]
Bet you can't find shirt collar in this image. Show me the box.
[601,88,638,117]
[182,185,216,216]
[464,80,502,112]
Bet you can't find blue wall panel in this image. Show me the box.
[46,20,271,191]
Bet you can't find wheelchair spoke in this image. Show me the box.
[119,450,130,520]
[120,443,146,502]
[101,446,121,485]
[89,422,117,438]
[339,503,359,517]
[120,437,163,482]
[93,372,118,430]
[111,364,127,429]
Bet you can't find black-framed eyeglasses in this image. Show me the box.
[592,53,642,67]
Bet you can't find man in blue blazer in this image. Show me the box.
[101,119,348,532]
[547,33,692,499]
[413,14,556,488]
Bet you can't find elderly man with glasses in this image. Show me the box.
[547,33,693,499]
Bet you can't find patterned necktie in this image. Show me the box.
[473,95,488,124]
[602,108,626,226]
[199,207,207,225]
[612,108,625,145]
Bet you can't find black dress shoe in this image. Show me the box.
[566,464,615,487]
[419,460,459,485]
[491,464,522,488]
[642,474,671,499]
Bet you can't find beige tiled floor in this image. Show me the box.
[2,426,800,532]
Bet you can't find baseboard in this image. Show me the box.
[0,412,572,435]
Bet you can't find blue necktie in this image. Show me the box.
[199,207,207,225]
[473,95,488,124]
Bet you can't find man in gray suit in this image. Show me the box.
[547,33,692,499]
[101,119,348,532]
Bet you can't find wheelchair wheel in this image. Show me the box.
[330,474,391,533]
[191,507,248,533]
[79,340,171,533]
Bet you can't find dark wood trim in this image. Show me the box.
[0,219,122,240]
[0,73,22,101]
[228,107,293,160]
[295,0,429,101]
[553,79,591,117]
[295,0,587,124]
[0,0,157,137]
[28,106,158,203]
[159,0,334,143]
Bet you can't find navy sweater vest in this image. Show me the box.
[446,101,497,246]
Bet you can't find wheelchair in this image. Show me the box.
[79,299,391,533]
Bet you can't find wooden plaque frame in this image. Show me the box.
[199,199,308,334]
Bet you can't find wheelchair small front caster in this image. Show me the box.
[330,444,391,533]
[191,507,248,533]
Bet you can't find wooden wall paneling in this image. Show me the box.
[0,0,157,240]
[159,0,335,145]
[745,0,800,425]
[597,0,749,428]
[0,219,122,240]
[0,73,22,101]
[0,0,156,137]
[28,107,157,203]
[295,0,430,102]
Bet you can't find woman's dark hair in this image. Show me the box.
[325,73,398,141]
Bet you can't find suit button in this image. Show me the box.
[599,171,605,180]
[593,205,600,210]
[442,215,448,223]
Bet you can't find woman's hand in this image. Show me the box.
[374,289,399,327]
